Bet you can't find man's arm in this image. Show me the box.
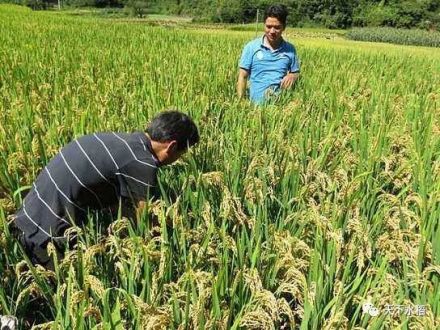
[280,72,300,89]
[237,68,249,99]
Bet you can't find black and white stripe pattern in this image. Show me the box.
[112,133,157,168]
[14,132,159,244]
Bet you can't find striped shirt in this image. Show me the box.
[14,132,159,245]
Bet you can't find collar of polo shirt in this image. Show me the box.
[260,35,286,52]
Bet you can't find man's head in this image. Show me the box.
[264,4,288,45]
[146,110,199,165]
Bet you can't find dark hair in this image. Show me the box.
[146,110,199,151]
[264,4,288,27]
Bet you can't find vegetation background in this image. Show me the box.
[1,0,440,30]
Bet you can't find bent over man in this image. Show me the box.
[11,110,199,269]
[237,4,300,104]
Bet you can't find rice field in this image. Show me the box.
[1,4,440,329]
[346,27,440,48]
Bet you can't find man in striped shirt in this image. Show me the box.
[11,110,199,269]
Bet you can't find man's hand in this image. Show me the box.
[135,200,161,228]
[136,200,147,222]
[280,72,299,89]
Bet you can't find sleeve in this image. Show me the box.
[290,46,300,73]
[117,160,158,202]
[239,43,253,71]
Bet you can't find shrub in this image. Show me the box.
[24,0,47,10]
[124,0,147,18]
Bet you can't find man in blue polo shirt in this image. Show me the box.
[237,4,300,104]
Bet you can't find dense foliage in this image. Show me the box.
[347,27,440,47]
[2,0,440,29]
[1,4,440,329]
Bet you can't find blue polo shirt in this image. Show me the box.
[239,36,300,103]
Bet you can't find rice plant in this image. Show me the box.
[346,27,440,48]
